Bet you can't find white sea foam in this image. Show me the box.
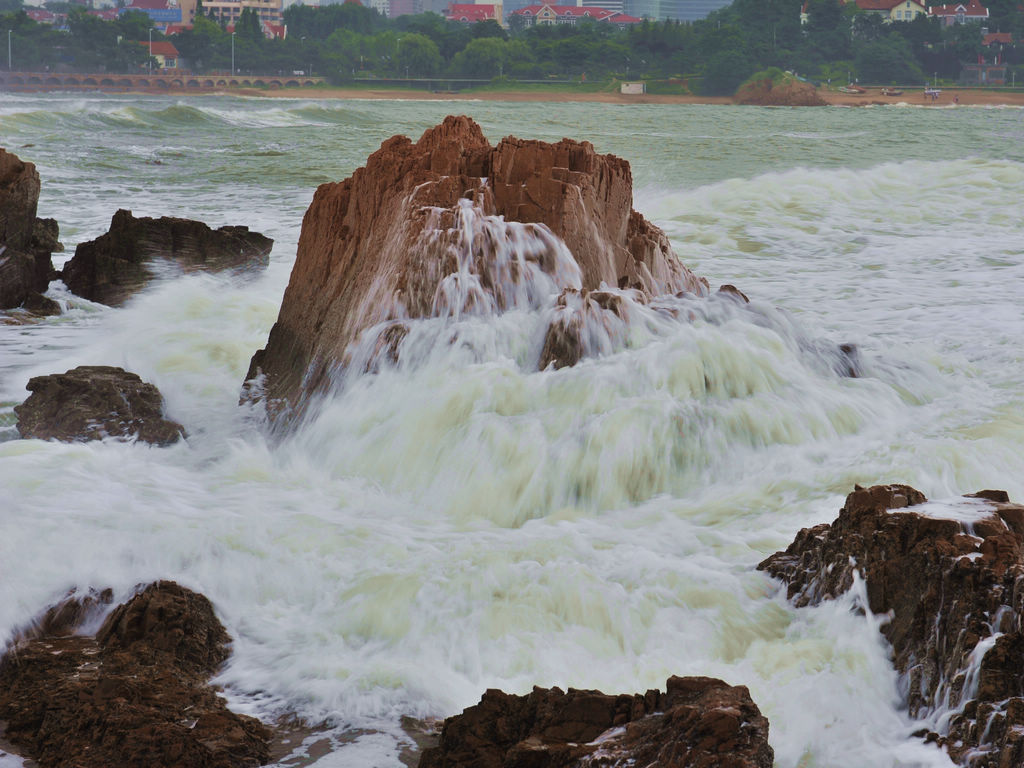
[2,96,1024,767]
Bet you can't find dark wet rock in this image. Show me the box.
[21,290,61,315]
[418,675,773,768]
[717,284,749,303]
[61,208,273,306]
[14,365,186,445]
[1,148,59,310]
[0,581,271,768]
[0,249,48,309]
[244,115,708,426]
[0,147,41,251]
[760,483,1024,766]
[539,289,630,370]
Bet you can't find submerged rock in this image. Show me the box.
[760,484,1024,766]
[244,115,708,425]
[418,675,773,768]
[0,148,60,310]
[0,581,271,768]
[14,365,185,445]
[61,208,273,306]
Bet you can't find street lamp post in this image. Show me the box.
[231,31,235,75]
[148,28,152,73]
[8,29,11,72]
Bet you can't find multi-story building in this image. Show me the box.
[625,0,730,20]
[204,0,284,27]
[120,0,183,31]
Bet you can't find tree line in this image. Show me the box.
[2,0,1022,93]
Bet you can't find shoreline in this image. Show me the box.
[3,82,1023,106]
[2,82,1024,105]
[245,85,1024,107]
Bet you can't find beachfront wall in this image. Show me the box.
[0,72,323,92]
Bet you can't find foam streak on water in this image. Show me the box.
[2,94,1023,767]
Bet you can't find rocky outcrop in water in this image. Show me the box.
[0,148,60,311]
[15,365,185,445]
[61,209,273,306]
[0,581,271,768]
[418,675,773,768]
[734,73,827,107]
[244,115,708,424]
[760,484,1024,767]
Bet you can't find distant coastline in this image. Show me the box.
[250,85,1024,107]
[3,77,1023,107]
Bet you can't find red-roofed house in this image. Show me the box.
[261,20,287,38]
[849,0,927,21]
[510,4,641,27]
[443,3,501,23]
[928,0,988,25]
[982,31,1012,45]
[139,39,181,68]
[88,8,120,19]
[25,8,59,23]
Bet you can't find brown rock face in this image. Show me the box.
[244,115,706,424]
[0,581,271,768]
[760,484,1024,766]
[735,75,827,107]
[14,365,186,445]
[61,208,273,306]
[418,676,773,768]
[0,148,59,310]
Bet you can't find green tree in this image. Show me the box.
[396,31,441,75]
[450,35,504,76]
[171,12,222,71]
[236,6,261,41]
[854,32,923,82]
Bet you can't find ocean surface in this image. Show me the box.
[2,93,1024,767]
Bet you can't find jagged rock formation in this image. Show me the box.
[0,148,60,311]
[735,73,827,107]
[0,581,271,768]
[61,209,273,306]
[14,365,185,445]
[760,484,1024,766]
[244,115,707,424]
[418,675,772,768]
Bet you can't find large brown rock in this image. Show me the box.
[760,484,1024,766]
[0,581,271,768]
[0,148,59,310]
[418,676,773,768]
[244,115,707,424]
[0,147,41,250]
[14,365,186,445]
[61,209,273,306]
[735,74,827,106]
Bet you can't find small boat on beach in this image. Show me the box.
[880,88,903,96]
[838,85,866,94]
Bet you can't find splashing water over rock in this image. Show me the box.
[243,115,708,428]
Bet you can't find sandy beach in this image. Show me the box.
[249,84,1024,107]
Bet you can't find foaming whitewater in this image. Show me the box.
[3,94,1024,767]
